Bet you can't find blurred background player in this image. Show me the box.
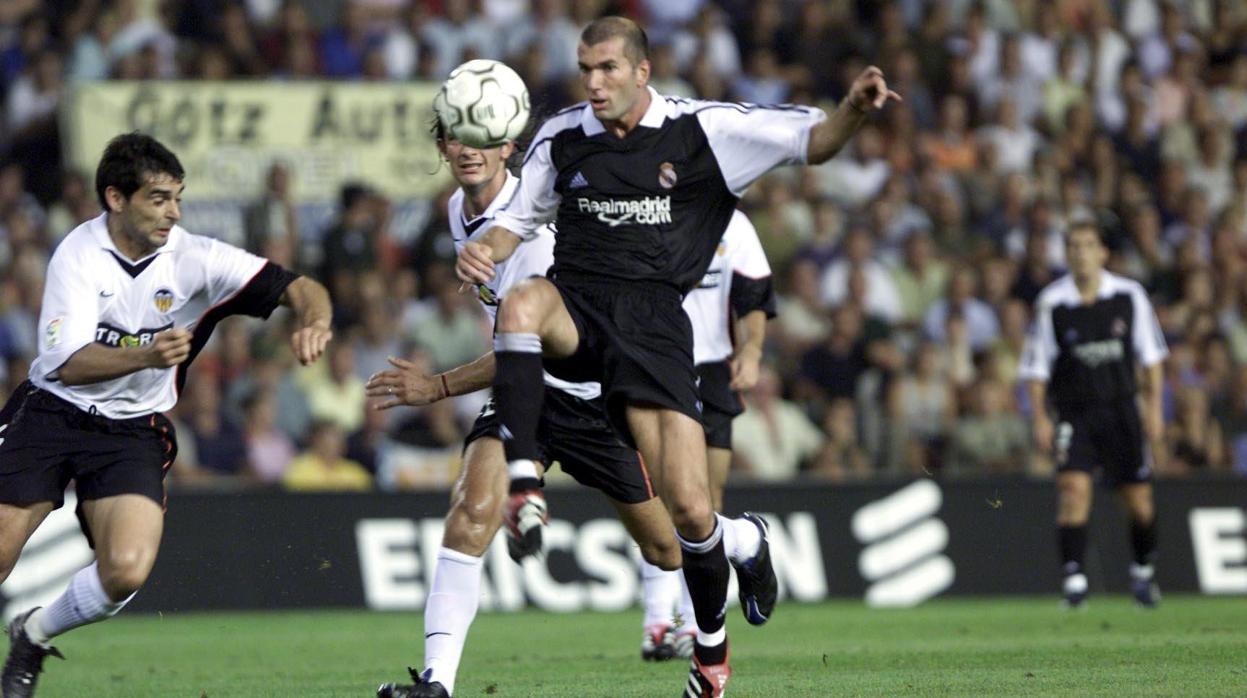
[638,208,775,661]
[371,95,680,698]
[1020,220,1167,609]
[0,133,332,697]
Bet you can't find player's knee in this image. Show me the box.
[668,499,714,537]
[641,539,682,571]
[496,282,548,333]
[99,550,152,598]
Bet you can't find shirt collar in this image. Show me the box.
[90,212,183,258]
[581,86,670,137]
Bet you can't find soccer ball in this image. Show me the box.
[434,59,530,149]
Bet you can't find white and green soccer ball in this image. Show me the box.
[434,59,531,149]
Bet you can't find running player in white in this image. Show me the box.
[0,133,332,697]
[638,209,774,661]
[371,109,680,698]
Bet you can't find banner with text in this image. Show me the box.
[62,81,450,203]
[3,479,1245,620]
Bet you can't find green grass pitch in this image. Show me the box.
[22,596,1247,697]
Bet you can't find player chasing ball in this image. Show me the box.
[0,133,333,698]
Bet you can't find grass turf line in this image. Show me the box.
[19,596,1247,697]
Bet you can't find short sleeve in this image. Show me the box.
[726,212,776,318]
[1018,298,1057,382]
[1130,283,1168,367]
[206,239,297,318]
[36,248,100,377]
[696,104,826,197]
[492,132,561,240]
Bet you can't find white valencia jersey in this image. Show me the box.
[449,173,600,400]
[30,213,295,418]
[683,210,772,365]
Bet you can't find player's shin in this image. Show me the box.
[676,520,730,664]
[423,547,486,695]
[26,562,134,645]
[493,332,548,558]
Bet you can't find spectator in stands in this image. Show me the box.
[810,398,871,481]
[184,372,248,477]
[819,225,902,322]
[242,387,297,485]
[299,340,367,435]
[406,264,488,373]
[923,265,1000,352]
[245,162,299,269]
[888,342,955,476]
[283,419,373,491]
[947,378,1029,476]
[732,366,824,481]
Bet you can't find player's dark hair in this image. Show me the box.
[95,132,185,211]
[1064,219,1105,245]
[581,16,649,66]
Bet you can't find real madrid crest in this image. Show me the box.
[154,288,174,314]
[658,162,678,189]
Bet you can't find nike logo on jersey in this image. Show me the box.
[425,632,451,638]
[568,171,589,188]
[99,290,114,297]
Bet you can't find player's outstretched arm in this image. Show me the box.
[807,66,902,165]
[279,276,333,365]
[57,328,193,386]
[456,225,523,284]
[365,351,497,410]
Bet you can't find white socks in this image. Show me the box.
[717,514,761,564]
[424,546,485,696]
[639,559,680,628]
[27,562,132,646]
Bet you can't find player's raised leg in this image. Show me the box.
[1119,481,1159,607]
[1056,470,1093,608]
[4,495,161,698]
[491,278,580,559]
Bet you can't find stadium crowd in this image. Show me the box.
[0,0,1245,490]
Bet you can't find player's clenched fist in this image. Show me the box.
[456,240,496,284]
[146,328,192,368]
[291,321,333,366]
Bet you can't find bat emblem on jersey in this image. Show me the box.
[154,288,174,313]
[658,162,678,189]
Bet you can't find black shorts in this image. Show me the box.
[543,272,701,446]
[464,388,654,504]
[0,381,178,510]
[697,361,743,450]
[1053,401,1151,487]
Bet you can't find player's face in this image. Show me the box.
[1065,228,1108,278]
[112,172,183,253]
[578,38,650,123]
[439,138,515,189]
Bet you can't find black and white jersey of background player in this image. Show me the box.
[492,89,822,427]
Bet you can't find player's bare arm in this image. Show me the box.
[1139,363,1164,442]
[456,225,523,284]
[366,352,496,410]
[729,310,767,391]
[279,276,333,365]
[807,66,902,165]
[1026,379,1053,454]
[56,328,193,386]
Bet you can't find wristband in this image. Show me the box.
[439,373,450,400]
